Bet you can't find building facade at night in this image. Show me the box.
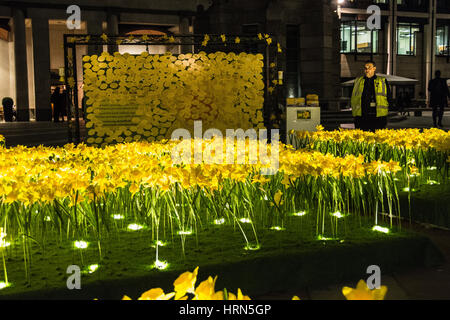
[339,0,450,101]
[0,0,449,122]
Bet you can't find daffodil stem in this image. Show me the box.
[1,249,7,285]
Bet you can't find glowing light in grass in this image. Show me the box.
[88,264,99,274]
[244,244,261,251]
[427,180,440,185]
[402,187,417,192]
[270,226,285,231]
[427,166,437,171]
[152,260,169,270]
[239,218,252,224]
[372,226,389,234]
[113,214,124,220]
[317,235,338,241]
[292,211,307,217]
[0,281,11,290]
[393,178,400,181]
[177,230,193,236]
[214,218,225,225]
[0,241,10,248]
[44,216,51,222]
[128,224,144,231]
[331,211,346,219]
[151,240,167,248]
[74,241,88,249]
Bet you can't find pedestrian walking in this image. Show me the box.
[428,70,450,128]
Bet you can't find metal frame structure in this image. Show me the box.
[63,33,282,145]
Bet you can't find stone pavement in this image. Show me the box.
[254,222,450,300]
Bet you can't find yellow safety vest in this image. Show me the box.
[351,76,389,117]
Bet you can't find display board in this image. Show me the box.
[82,51,266,146]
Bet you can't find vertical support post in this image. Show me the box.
[72,42,81,145]
[63,35,73,143]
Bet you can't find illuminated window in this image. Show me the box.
[436,25,449,56]
[340,21,379,54]
[397,23,420,55]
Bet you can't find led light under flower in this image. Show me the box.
[151,240,167,248]
[292,211,307,217]
[152,260,169,270]
[317,235,337,241]
[402,187,417,192]
[372,225,389,234]
[331,211,346,219]
[0,281,11,290]
[427,166,437,171]
[128,224,144,231]
[270,226,285,231]
[44,216,51,222]
[177,230,193,236]
[74,241,88,249]
[113,214,124,220]
[244,244,261,251]
[88,264,99,274]
[427,180,439,185]
[214,218,225,225]
[239,218,252,224]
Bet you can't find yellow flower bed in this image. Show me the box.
[0,140,401,206]
[292,127,450,153]
[118,266,387,300]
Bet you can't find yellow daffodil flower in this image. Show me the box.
[138,288,176,300]
[342,279,388,300]
[173,266,199,300]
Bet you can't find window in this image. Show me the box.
[436,25,449,56]
[397,23,420,55]
[340,21,379,54]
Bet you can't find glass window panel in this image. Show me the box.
[340,22,355,53]
[397,23,420,55]
[436,25,449,56]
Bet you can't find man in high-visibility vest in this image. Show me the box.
[351,60,391,131]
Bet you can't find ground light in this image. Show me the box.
[214,218,225,225]
[331,211,346,219]
[0,281,11,290]
[402,187,417,192]
[151,241,167,248]
[292,211,307,217]
[317,235,338,241]
[372,225,390,234]
[128,224,144,231]
[74,241,88,249]
[239,218,252,224]
[152,260,169,270]
[113,214,125,220]
[270,226,285,231]
[177,230,193,236]
[427,180,440,185]
[244,244,260,251]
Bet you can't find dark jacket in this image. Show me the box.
[428,78,450,107]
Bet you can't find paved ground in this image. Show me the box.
[338,110,450,131]
[266,222,450,300]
